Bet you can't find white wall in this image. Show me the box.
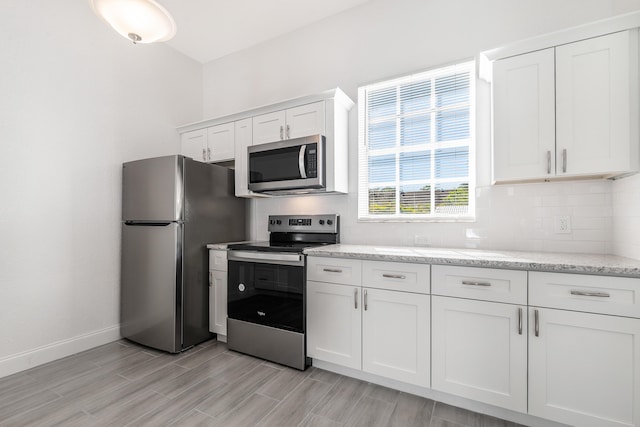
[0,1,202,375]
[203,0,640,254]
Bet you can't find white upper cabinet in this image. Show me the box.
[252,110,286,145]
[493,48,555,182]
[285,101,325,140]
[556,31,638,177]
[180,122,234,163]
[206,122,235,162]
[252,101,325,145]
[180,129,208,163]
[492,30,639,183]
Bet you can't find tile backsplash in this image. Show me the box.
[251,179,616,255]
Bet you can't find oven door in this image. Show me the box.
[227,251,306,333]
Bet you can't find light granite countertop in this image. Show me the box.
[303,244,640,278]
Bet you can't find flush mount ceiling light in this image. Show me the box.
[90,0,177,44]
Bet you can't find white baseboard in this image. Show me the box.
[0,325,121,379]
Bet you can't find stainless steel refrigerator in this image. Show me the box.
[121,155,246,353]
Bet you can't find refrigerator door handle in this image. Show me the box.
[124,221,174,226]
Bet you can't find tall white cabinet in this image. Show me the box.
[492,30,639,182]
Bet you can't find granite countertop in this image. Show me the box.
[303,244,640,278]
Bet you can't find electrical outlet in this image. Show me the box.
[554,216,572,234]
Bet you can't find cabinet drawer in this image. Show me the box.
[209,250,228,272]
[432,265,527,305]
[307,257,362,286]
[530,272,640,318]
[362,261,430,294]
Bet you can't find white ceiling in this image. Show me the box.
[159,0,372,63]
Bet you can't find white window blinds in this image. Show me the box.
[358,61,475,221]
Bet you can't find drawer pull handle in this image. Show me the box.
[354,288,358,309]
[323,268,343,273]
[461,280,491,287]
[534,309,539,337]
[382,274,406,280]
[518,307,523,335]
[570,290,610,298]
[364,289,368,311]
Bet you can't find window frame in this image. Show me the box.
[357,61,476,222]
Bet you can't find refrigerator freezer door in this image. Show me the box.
[122,156,183,222]
[121,222,182,353]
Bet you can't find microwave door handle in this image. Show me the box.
[299,145,307,179]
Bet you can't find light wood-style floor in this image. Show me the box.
[0,339,526,426]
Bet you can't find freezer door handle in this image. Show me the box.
[124,221,174,226]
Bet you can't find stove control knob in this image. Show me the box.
[319,220,325,225]
[327,219,333,225]
[276,220,282,225]
[269,220,274,225]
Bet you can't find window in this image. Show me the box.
[358,61,475,221]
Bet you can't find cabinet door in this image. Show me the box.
[181,129,208,163]
[556,31,637,176]
[207,122,235,162]
[362,288,430,387]
[285,101,325,139]
[253,110,285,145]
[492,48,555,182]
[432,296,527,412]
[209,270,228,336]
[529,307,640,427]
[234,118,253,197]
[307,280,361,370]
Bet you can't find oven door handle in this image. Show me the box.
[228,250,304,266]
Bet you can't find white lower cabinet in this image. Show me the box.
[209,270,228,336]
[362,288,430,387]
[307,280,361,370]
[529,307,640,427]
[307,257,430,388]
[208,250,228,338]
[431,296,527,412]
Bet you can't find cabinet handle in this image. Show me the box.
[546,150,551,174]
[570,290,610,298]
[382,274,406,279]
[354,288,358,309]
[534,309,539,337]
[364,289,368,311]
[209,271,212,286]
[207,147,211,161]
[202,148,206,161]
[280,125,284,140]
[286,124,290,139]
[323,268,343,273]
[461,280,491,287]
[518,307,523,335]
[562,149,567,173]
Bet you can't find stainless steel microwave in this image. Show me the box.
[248,135,325,194]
